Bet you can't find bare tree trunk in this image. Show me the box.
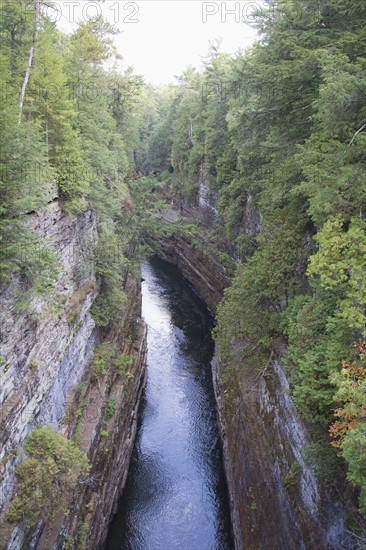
[18,0,41,125]
[349,121,366,146]
[46,119,49,152]
[188,122,194,147]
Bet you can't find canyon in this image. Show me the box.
[1,3,365,547]
[0,190,352,549]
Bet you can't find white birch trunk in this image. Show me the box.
[18,0,41,124]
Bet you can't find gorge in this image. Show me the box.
[1,1,366,549]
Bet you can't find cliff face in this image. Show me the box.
[0,202,98,516]
[159,199,349,550]
[159,231,229,314]
[0,201,146,549]
[212,355,348,550]
[42,283,147,550]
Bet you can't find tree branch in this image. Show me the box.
[349,121,366,146]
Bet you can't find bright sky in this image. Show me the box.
[53,1,264,84]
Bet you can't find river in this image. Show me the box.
[105,257,233,550]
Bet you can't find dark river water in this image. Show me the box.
[105,257,233,550]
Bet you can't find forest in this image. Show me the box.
[0,0,366,542]
[145,0,366,520]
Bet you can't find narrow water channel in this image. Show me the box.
[105,257,233,550]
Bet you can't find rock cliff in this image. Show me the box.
[159,231,229,314]
[0,201,146,549]
[212,353,348,550]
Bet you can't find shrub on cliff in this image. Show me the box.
[91,226,128,329]
[6,426,89,528]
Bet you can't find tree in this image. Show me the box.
[330,342,366,516]
[308,216,366,337]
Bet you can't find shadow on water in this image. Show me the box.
[105,257,233,550]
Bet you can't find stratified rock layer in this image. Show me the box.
[0,201,147,549]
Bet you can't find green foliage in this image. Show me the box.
[283,462,302,491]
[91,227,128,329]
[90,344,134,384]
[76,521,89,550]
[29,20,90,207]
[6,427,89,528]
[125,175,176,258]
[216,216,308,380]
[216,251,236,277]
[24,243,59,296]
[304,441,341,483]
[0,5,146,299]
[249,499,257,511]
[90,342,115,381]
[282,290,349,425]
[0,10,53,288]
[115,353,132,377]
[284,215,366,458]
[308,217,366,337]
[106,397,116,419]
